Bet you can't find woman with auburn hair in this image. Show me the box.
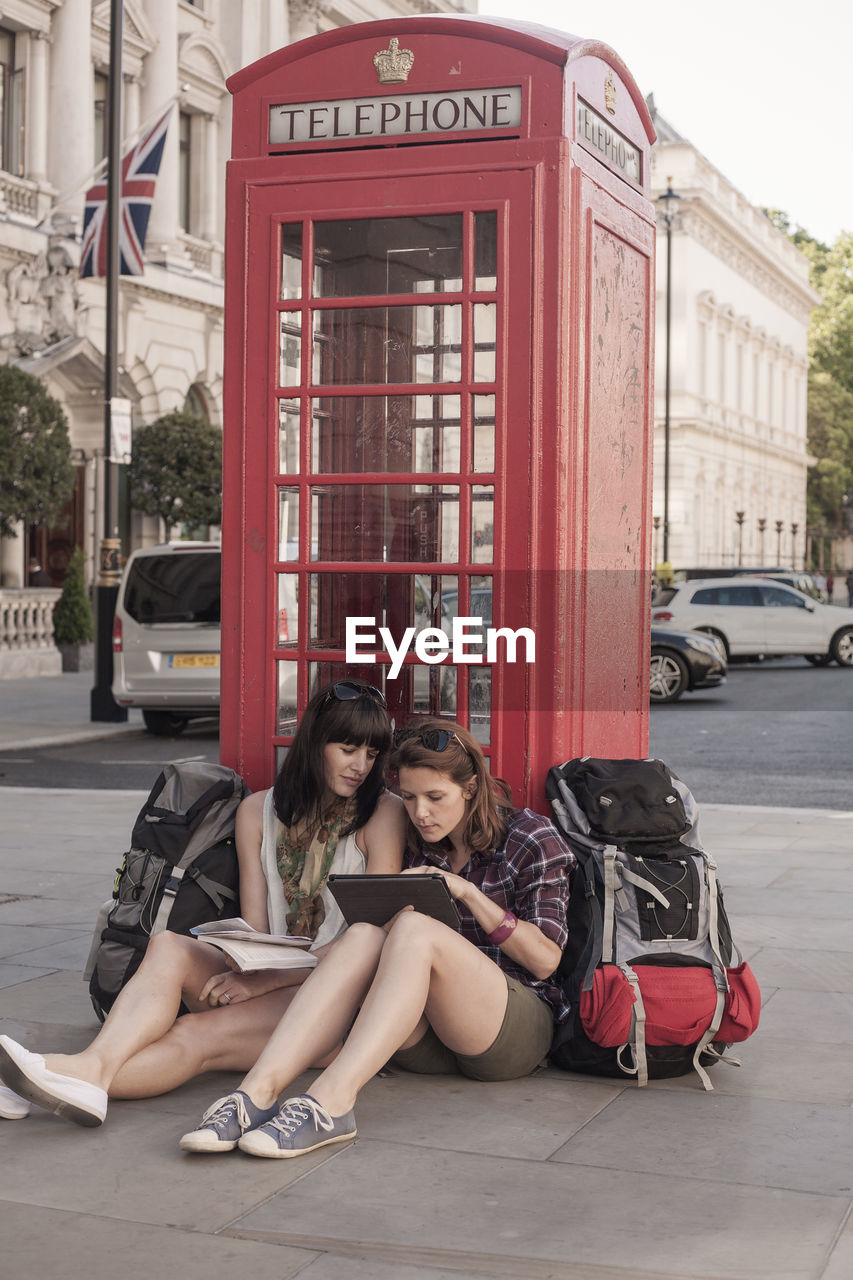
[0,682,406,1134]
[180,718,574,1157]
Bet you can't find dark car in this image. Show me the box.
[650,626,727,703]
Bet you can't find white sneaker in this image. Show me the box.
[0,1035,107,1127]
[0,1084,30,1119]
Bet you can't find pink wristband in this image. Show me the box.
[487,911,518,946]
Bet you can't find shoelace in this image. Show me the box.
[267,1096,334,1137]
[198,1092,251,1133]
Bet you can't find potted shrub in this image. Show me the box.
[53,547,95,671]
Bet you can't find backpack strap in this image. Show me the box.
[581,858,604,993]
[689,856,731,1091]
[602,848,619,962]
[619,866,672,908]
[617,962,648,1087]
[151,867,186,934]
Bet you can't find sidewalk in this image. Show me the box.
[0,671,145,751]
[1,782,851,1280]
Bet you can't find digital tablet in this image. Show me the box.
[327,873,460,931]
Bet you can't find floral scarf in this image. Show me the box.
[275,794,358,939]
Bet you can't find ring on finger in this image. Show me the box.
[222,992,231,1004]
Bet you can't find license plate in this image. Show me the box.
[168,654,220,669]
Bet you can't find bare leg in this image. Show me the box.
[107,987,305,1098]
[42,932,227,1092]
[240,922,388,1107]
[242,913,508,1116]
[297,912,506,1115]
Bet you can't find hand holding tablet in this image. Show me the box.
[327,873,460,931]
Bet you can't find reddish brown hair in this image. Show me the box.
[389,718,512,856]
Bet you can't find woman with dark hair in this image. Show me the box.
[0,681,405,1133]
[180,718,574,1157]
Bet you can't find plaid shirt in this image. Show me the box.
[404,808,575,1024]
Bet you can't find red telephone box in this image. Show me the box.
[221,17,656,809]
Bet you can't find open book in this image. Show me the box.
[191,918,317,974]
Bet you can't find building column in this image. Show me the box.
[202,113,219,243]
[125,75,141,140]
[47,0,93,224]
[0,525,25,588]
[289,1,323,43]
[140,0,182,264]
[28,32,49,184]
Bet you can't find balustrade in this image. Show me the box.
[0,589,61,652]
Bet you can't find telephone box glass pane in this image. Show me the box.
[277,660,298,734]
[278,400,300,474]
[280,225,303,300]
[472,486,494,563]
[474,212,498,291]
[308,572,458,649]
[473,304,496,383]
[308,661,387,704]
[277,488,299,559]
[312,306,462,385]
[412,664,457,718]
[276,574,298,648]
[311,395,460,473]
[473,395,495,472]
[470,667,491,745]
[311,485,459,562]
[313,215,463,296]
[279,316,302,386]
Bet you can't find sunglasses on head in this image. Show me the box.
[393,726,464,753]
[327,681,386,707]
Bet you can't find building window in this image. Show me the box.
[0,28,24,177]
[184,384,209,421]
[178,110,192,232]
[94,72,109,164]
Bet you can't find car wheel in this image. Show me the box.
[805,654,833,666]
[650,650,689,702]
[694,626,729,659]
[830,627,853,667]
[142,710,189,736]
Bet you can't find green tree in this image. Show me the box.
[128,411,222,536]
[0,365,75,538]
[53,546,94,645]
[764,213,853,532]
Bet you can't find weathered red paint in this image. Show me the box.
[221,16,656,810]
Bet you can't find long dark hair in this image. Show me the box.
[389,718,512,856]
[273,681,391,835]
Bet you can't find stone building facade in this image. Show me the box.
[0,0,474,589]
[648,102,819,572]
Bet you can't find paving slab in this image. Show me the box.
[227,1138,849,1280]
[0,1204,316,1280]
[756,987,853,1044]
[550,1090,853,1195]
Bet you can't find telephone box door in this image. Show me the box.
[229,166,537,791]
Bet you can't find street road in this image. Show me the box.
[649,656,853,810]
[0,660,851,808]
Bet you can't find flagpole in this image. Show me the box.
[91,0,127,722]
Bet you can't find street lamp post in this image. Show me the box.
[656,179,681,568]
[90,0,127,722]
[757,517,767,563]
[735,510,746,566]
[775,519,784,567]
[791,522,799,569]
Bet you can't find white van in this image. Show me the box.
[112,542,221,735]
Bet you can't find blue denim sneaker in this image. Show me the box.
[237,1094,357,1158]
[179,1090,279,1153]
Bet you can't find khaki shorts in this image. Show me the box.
[390,974,554,1082]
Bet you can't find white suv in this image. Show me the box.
[112,543,221,734]
[652,576,853,666]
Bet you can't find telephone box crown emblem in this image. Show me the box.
[373,37,415,85]
[604,72,617,115]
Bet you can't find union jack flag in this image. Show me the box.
[79,107,172,278]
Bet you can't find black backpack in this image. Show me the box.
[546,757,760,1090]
[85,762,249,1020]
